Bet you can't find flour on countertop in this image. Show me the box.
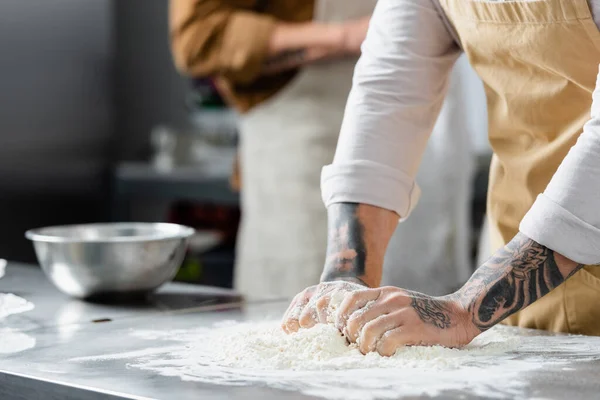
[133,322,518,371]
[72,321,600,400]
[0,293,34,319]
[0,328,36,354]
[0,282,37,355]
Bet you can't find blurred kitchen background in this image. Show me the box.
[0,0,492,289]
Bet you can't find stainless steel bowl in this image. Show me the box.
[26,223,195,299]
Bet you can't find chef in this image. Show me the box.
[169,0,478,300]
[282,0,600,355]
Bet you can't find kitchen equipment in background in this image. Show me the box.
[111,79,240,289]
[168,201,240,288]
[188,78,228,109]
[25,223,194,300]
[149,125,237,178]
[150,125,178,172]
[148,78,238,176]
[187,77,239,153]
[188,230,222,251]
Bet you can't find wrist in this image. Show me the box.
[320,260,380,288]
[443,293,480,345]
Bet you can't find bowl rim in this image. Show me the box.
[25,222,196,244]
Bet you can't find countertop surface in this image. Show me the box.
[1,263,600,400]
[0,263,243,332]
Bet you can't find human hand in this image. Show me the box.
[281,280,366,334]
[335,287,479,356]
[340,16,371,55]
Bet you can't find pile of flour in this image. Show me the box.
[0,263,37,355]
[74,321,600,399]
[0,262,35,320]
[148,321,518,371]
[0,293,36,354]
[0,328,36,354]
[0,293,34,319]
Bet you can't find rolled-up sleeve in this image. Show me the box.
[169,0,276,84]
[520,66,600,266]
[321,0,460,219]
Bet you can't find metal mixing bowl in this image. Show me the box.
[26,223,195,299]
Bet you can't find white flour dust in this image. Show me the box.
[0,283,36,354]
[130,322,518,371]
[0,293,35,319]
[72,321,600,399]
[0,328,36,354]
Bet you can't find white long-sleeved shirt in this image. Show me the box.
[321,0,600,265]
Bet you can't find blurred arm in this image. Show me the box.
[169,0,359,83]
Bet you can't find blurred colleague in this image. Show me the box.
[169,0,376,300]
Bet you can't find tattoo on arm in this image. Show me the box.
[405,234,584,333]
[321,203,368,284]
[458,233,584,332]
[263,49,307,74]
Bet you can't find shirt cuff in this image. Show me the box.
[519,194,600,265]
[321,160,421,221]
[221,11,276,84]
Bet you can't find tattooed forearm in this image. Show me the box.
[457,233,584,332]
[321,203,368,284]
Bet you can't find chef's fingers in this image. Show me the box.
[344,295,396,343]
[375,327,417,357]
[284,302,305,333]
[283,286,316,333]
[315,293,332,324]
[281,292,302,333]
[358,310,406,355]
[301,282,347,329]
[298,303,319,329]
[335,288,381,337]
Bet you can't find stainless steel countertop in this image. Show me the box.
[0,263,243,333]
[1,263,600,400]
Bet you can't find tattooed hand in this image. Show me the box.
[333,287,477,355]
[282,223,583,354]
[281,281,365,333]
[282,203,398,334]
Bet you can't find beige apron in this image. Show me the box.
[235,0,378,300]
[440,0,600,335]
